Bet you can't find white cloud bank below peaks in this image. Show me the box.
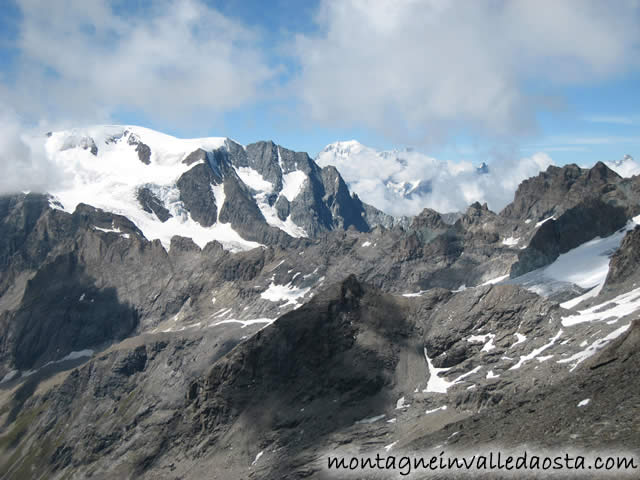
[316,141,554,216]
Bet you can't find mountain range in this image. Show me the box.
[0,126,639,479]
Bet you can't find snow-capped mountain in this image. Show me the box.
[315,140,554,216]
[43,126,390,251]
[316,140,437,206]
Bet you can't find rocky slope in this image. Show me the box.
[0,137,639,479]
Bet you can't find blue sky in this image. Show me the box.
[0,0,638,166]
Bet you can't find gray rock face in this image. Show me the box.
[500,162,638,221]
[500,162,622,221]
[603,225,640,290]
[440,211,463,225]
[176,164,219,227]
[405,326,640,476]
[411,207,447,230]
[169,235,201,253]
[363,203,406,229]
[243,141,283,189]
[0,195,520,372]
[0,197,199,375]
[421,284,557,367]
[317,165,370,232]
[0,194,51,276]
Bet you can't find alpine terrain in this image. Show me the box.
[0,126,639,479]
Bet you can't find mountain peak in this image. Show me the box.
[319,139,370,157]
[476,161,489,174]
[324,139,364,148]
[613,153,634,166]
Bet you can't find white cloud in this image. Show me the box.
[0,109,61,195]
[530,135,640,147]
[6,0,276,126]
[294,0,640,144]
[584,115,639,125]
[522,146,588,153]
[316,141,554,215]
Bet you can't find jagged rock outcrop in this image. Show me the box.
[410,208,447,232]
[504,162,640,276]
[127,132,152,165]
[511,198,629,276]
[500,162,623,222]
[136,187,172,222]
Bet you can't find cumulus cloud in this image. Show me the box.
[7,0,277,125]
[0,109,61,195]
[294,0,640,144]
[316,142,554,215]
